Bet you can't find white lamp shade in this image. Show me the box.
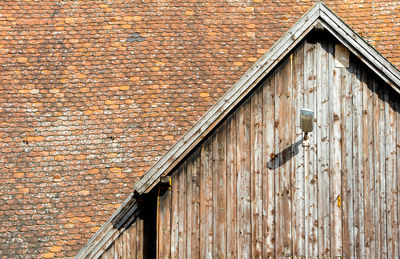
[300,108,314,133]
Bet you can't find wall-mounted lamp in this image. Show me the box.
[300,108,314,142]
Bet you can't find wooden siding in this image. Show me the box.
[97,192,157,259]
[156,37,400,258]
[100,217,144,259]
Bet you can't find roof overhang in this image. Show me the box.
[76,1,400,257]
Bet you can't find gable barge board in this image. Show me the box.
[318,8,400,93]
[320,13,400,93]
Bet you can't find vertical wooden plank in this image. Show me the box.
[379,88,388,259]
[291,42,305,257]
[286,56,294,258]
[250,87,263,258]
[362,69,375,257]
[213,125,227,258]
[397,96,400,259]
[121,228,125,259]
[211,128,217,258]
[274,56,292,257]
[123,229,129,258]
[125,227,131,258]
[170,168,180,258]
[274,65,281,258]
[352,57,365,258]
[371,77,379,258]
[121,232,126,258]
[330,43,343,257]
[379,85,388,259]
[262,75,275,256]
[130,221,137,259]
[124,225,130,259]
[304,40,318,257]
[186,159,193,259]
[127,228,131,259]
[373,77,387,258]
[226,114,237,258]
[316,39,331,258]
[137,217,143,259]
[200,138,213,258]
[115,231,123,258]
[237,99,251,258]
[341,51,354,258]
[113,234,120,258]
[178,163,187,258]
[157,184,171,258]
[385,87,399,258]
[189,152,200,259]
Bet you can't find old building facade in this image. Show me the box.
[78,3,400,258]
[1,0,400,258]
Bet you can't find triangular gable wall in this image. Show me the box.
[134,0,400,195]
[76,2,400,257]
[154,38,400,257]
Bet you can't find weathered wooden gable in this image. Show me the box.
[156,34,400,257]
[76,2,400,258]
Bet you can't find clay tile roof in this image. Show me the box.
[1,0,400,257]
